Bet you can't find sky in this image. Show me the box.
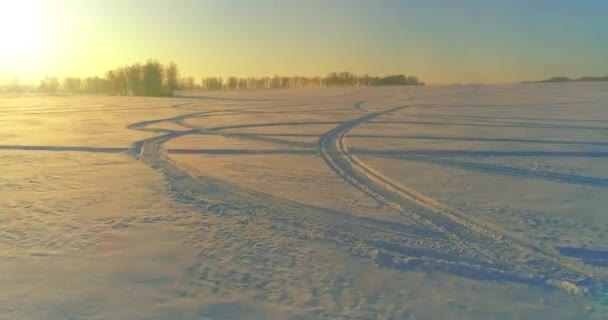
[0,0,607,84]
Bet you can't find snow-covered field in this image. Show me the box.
[1,83,607,319]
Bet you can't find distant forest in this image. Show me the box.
[529,76,608,83]
[35,59,424,96]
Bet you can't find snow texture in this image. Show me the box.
[1,83,607,319]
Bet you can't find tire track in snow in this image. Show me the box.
[124,94,606,296]
[377,154,608,188]
[353,101,367,112]
[127,111,484,267]
[317,100,606,294]
[125,100,529,287]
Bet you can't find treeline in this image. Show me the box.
[200,73,424,90]
[41,59,180,96]
[39,60,424,95]
[531,76,608,83]
[1,77,29,93]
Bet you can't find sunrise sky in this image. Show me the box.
[1,0,607,84]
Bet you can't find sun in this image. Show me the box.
[0,1,45,51]
[0,0,49,77]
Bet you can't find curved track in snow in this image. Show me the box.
[123,89,607,296]
[316,100,605,294]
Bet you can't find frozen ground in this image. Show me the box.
[1,83,607,319]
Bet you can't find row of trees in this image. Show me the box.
[534,76,608,83]
[40,59,180,96]
[200,73,424,90]
[2,77,25,93]
[38,60,424,95]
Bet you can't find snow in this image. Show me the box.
[1,83,607,319]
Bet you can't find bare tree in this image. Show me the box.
[165,61,179,96]
[126,64,143,96]
[142,59,164,96]
[83,76,107,94]
[40,76,60,95]
[105,70,119,95]
[63,77,82,93]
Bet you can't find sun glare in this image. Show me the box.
[1,1,45,50]
[0,0,49,77]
